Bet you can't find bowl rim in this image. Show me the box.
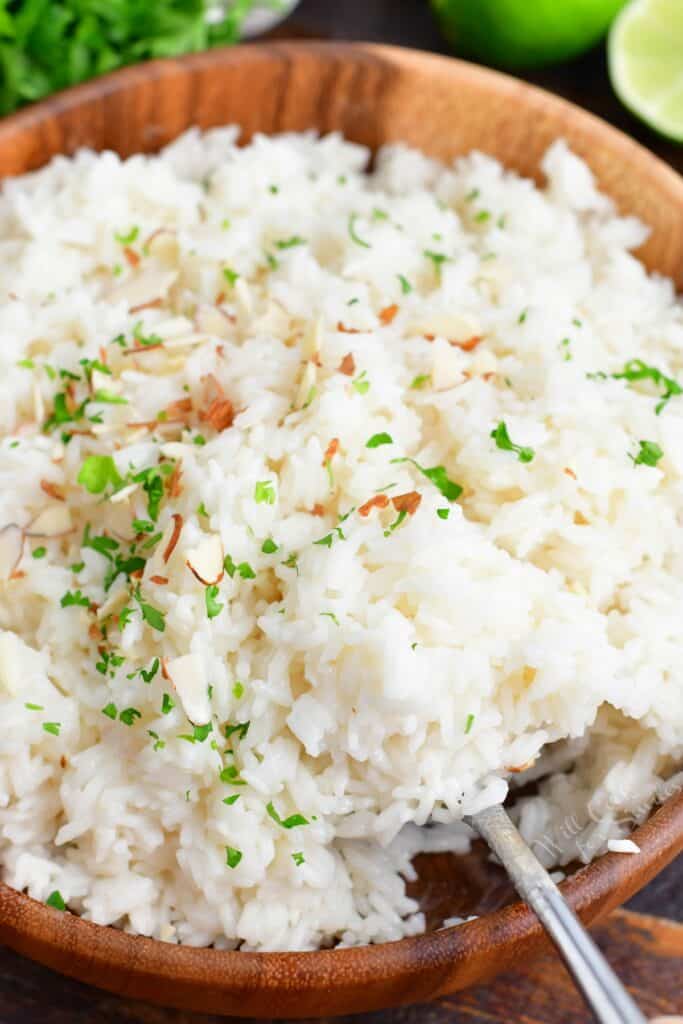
[0,39,682,1017]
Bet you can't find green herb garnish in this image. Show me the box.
[348,213,371,249]
[631,440,663,467]
[390,457,462,501]
[266,801,309,830]
[225,846,242,868]
[366,432,393,449]
[490,421,535,463]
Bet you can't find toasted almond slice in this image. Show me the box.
[109,483,139,504]
[195,304,234,338]
[40,480,65,502]
[0,525,24,581]
[32,379,45,425]
[294,361,317,411]
[338,352,356,376]
[97,586,130,622]
[26,504,72,537]
[186,533,224,586]
[432,341,467,392]
[359,494,390,517]
[469,348,497,377]
[165,653,210,725]
[392,491,422,516]
[410,311,481,344]
[302,315,324,362]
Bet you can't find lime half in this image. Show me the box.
[431,0,628,70]
[609,0,683,141]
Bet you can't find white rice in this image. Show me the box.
[0,128,681,951]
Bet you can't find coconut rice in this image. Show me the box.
[0,129,682,951]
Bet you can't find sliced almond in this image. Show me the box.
[294,361,317,411]
[186,533,224,586]
[302,315,324,362]
[195,304,233,338]
[432,341,467,392]
[165,653,210,726]
[32,379,45,425]
[97,586,130,622]
[109,482,139,504]
[27,504,72,537]
[410,311,481,344]
[0,525,24,581]
[469,348,497,377]
[40,479,65,502]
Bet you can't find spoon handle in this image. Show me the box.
[469,803,647,1024]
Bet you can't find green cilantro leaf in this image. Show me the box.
[390,457,463,501]
[60,590,90,609]
[205,585,224,619]
[46,890,66,911]
[266,801,309,829]
[114,226,139,245]
[490,421,535,463]
[225,846,242,868]
[77,455,123,494]
[366,432,393,449]
[631,440,663,467]
[254,480,276,505]
[119,707,142,726]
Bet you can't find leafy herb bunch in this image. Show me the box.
[0,0,258,115]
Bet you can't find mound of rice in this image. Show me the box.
[0,129,681,951]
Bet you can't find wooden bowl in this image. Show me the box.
[0,41,682,1018]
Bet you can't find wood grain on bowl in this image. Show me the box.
[0,41,682,1018]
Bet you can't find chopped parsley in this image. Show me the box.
[24,702,43,711]
[114,226,139,245]
[223,794,240,806]
[77,455,123,494]
[224,554,256,579]
[46,890,66,911]
[60,590,90,609]
[397,274,412,295]
[474,210,491,223]
[384,509,407,537]
[275,236,306,250]
[320,611,340,626]
[193,434,207,446]
[560,338,572,362]
[32,546,47,559]
[225,721,250,741]
[437,508,450,520]
[391,457,462,501]
[465,713,475,734]
[465,188,480,202]
[348,213,371,249]
[222,267,239,286]
[518,308,528,324]
[197,502,209,518]
[366,432,393,449]
[631,440,663,468]
[254,480,276,505]
[225,846,242,869]
[161,693,175,715]
[410,374,431,390]
[292,851,305,866]
[232,681,245,699]
[140,658,160,684]
[613,359,682,415]
[205,585,224,619]
[17,358,35,369]
[261,538,278,554]
[266,801,309,829]
[119,707,141,727]
[42,722,61,736]
[102,703,117,720]
[282,552,299,572]
[424,250,449,279]
[132,464,170,522]
[314,523,346,549]
[490,421,535,463]
[132,519,156,535]
[352,371,370,396]
[148,730,165,752]
[133,587,165,632]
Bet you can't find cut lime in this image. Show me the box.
[609,0,683,141]
[431,0,628,70]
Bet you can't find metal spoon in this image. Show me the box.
[468,803,679,1024]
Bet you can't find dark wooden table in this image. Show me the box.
[1,2,681,1021]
